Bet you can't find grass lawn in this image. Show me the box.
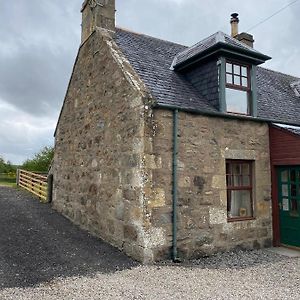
[0,174,17,188]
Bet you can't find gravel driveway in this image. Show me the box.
[0,186,137,289]
[1,186,300,300]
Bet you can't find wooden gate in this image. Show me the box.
[17,169,48,202]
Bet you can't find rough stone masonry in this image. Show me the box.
[51,1,272,263]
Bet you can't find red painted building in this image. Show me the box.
[270,124,300,248]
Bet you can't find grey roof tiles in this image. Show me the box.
[115,28,300,126]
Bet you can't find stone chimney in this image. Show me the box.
[81,0,115,43]
[230,13,254,48]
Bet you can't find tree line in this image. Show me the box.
[0,158,15,174]
[0,146,54,174]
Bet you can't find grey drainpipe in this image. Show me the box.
[164,101,300,262]
[172,109,180,262]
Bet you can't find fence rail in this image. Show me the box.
[17,169,48,202]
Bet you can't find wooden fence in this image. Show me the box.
[17,169,48,202]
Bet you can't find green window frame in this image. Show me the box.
[225,61,252,115]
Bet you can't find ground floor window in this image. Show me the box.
[226,160,254,221]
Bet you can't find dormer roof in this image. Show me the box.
[171,31,271,71]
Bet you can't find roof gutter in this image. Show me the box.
[154,103,300,127]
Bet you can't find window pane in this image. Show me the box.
[226,175,231,186]
[226,74,233,84]
[281,170,289,182]
[291,198,298,213]
[291,184,297,197]
[291,170,296,182]
[242,163,250,175]
[234,65,240,75]
[242,175,250,186]
[226,63,232,73]
[241,66,247,77]
[282,184,289,197]
[228,190,252,218]
[242,77,248,87]
[234,75,241,85]
[226,88,248,114]
[232,175,241,187]
[232,164,241,175]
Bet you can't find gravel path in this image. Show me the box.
[1,250,300,300]
[0,187,137,289]
[1,187,300,299]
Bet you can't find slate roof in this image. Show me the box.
[171,31,270,69]
[115,28,300,126]
[115,28,215,112]
[256,68,300,124]
[273,123,300,136]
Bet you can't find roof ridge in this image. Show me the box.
[116,26,188,48]
[215,31,225,43]
[179,31,221,54]
[170,31,221,68]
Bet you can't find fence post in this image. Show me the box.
[47,174,53,203]
[16,169,20,186]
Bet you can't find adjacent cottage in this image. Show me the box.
[51,0,300,262]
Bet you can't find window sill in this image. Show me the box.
[226,111,251,117]
[227,217,256,223]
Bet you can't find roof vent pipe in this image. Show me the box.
[230,13,255,48]
[230,13,239,37]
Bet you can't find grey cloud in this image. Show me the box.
[0,42,76,117]
[0,0,300,163]
[0,0,82,117]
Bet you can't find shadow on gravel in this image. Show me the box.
[158,249,287,271]
[0,187,139,289]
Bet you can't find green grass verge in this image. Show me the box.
[0,182,17,188]
[0,174,17,188]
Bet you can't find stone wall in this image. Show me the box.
[52,27,272,263]
[144,109,272,260]
[52,28,159,262]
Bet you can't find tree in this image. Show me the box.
[0,157,16,174]
[21,146,54,172]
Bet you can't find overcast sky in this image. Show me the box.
[0,0,299,164]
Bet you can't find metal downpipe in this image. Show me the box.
[172,109,180,262]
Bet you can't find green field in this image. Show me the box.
[0,173,17,187]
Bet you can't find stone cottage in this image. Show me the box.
[51,0,300,262]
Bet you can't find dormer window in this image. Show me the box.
[225,61,251,115]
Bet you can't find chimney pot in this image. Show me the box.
[230,12,239,37]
